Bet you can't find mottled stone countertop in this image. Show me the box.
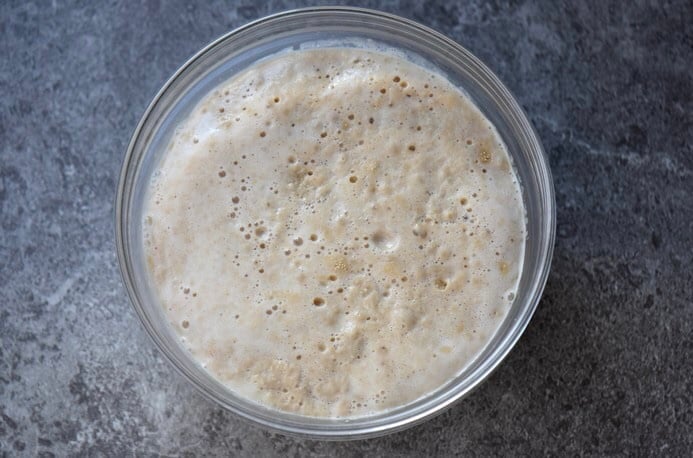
[1,1,691,456]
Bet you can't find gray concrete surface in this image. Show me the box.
[1,1,692,456]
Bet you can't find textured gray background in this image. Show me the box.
[2,0,692,456]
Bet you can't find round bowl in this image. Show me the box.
[116,7,555,440]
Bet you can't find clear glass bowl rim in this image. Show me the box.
[115,6,556,440]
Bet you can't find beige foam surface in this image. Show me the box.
[143,48,526,417]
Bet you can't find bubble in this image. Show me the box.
[435,279,448,290]
[412,224,427,239]
[371,230,399,251]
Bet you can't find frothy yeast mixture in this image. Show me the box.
[144,48,525,418]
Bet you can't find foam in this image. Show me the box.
[143,48,526,418]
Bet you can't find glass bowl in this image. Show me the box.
[115,7,555,440]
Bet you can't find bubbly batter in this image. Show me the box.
[143,48,525,417]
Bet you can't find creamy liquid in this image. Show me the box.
[143,48,525,418]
